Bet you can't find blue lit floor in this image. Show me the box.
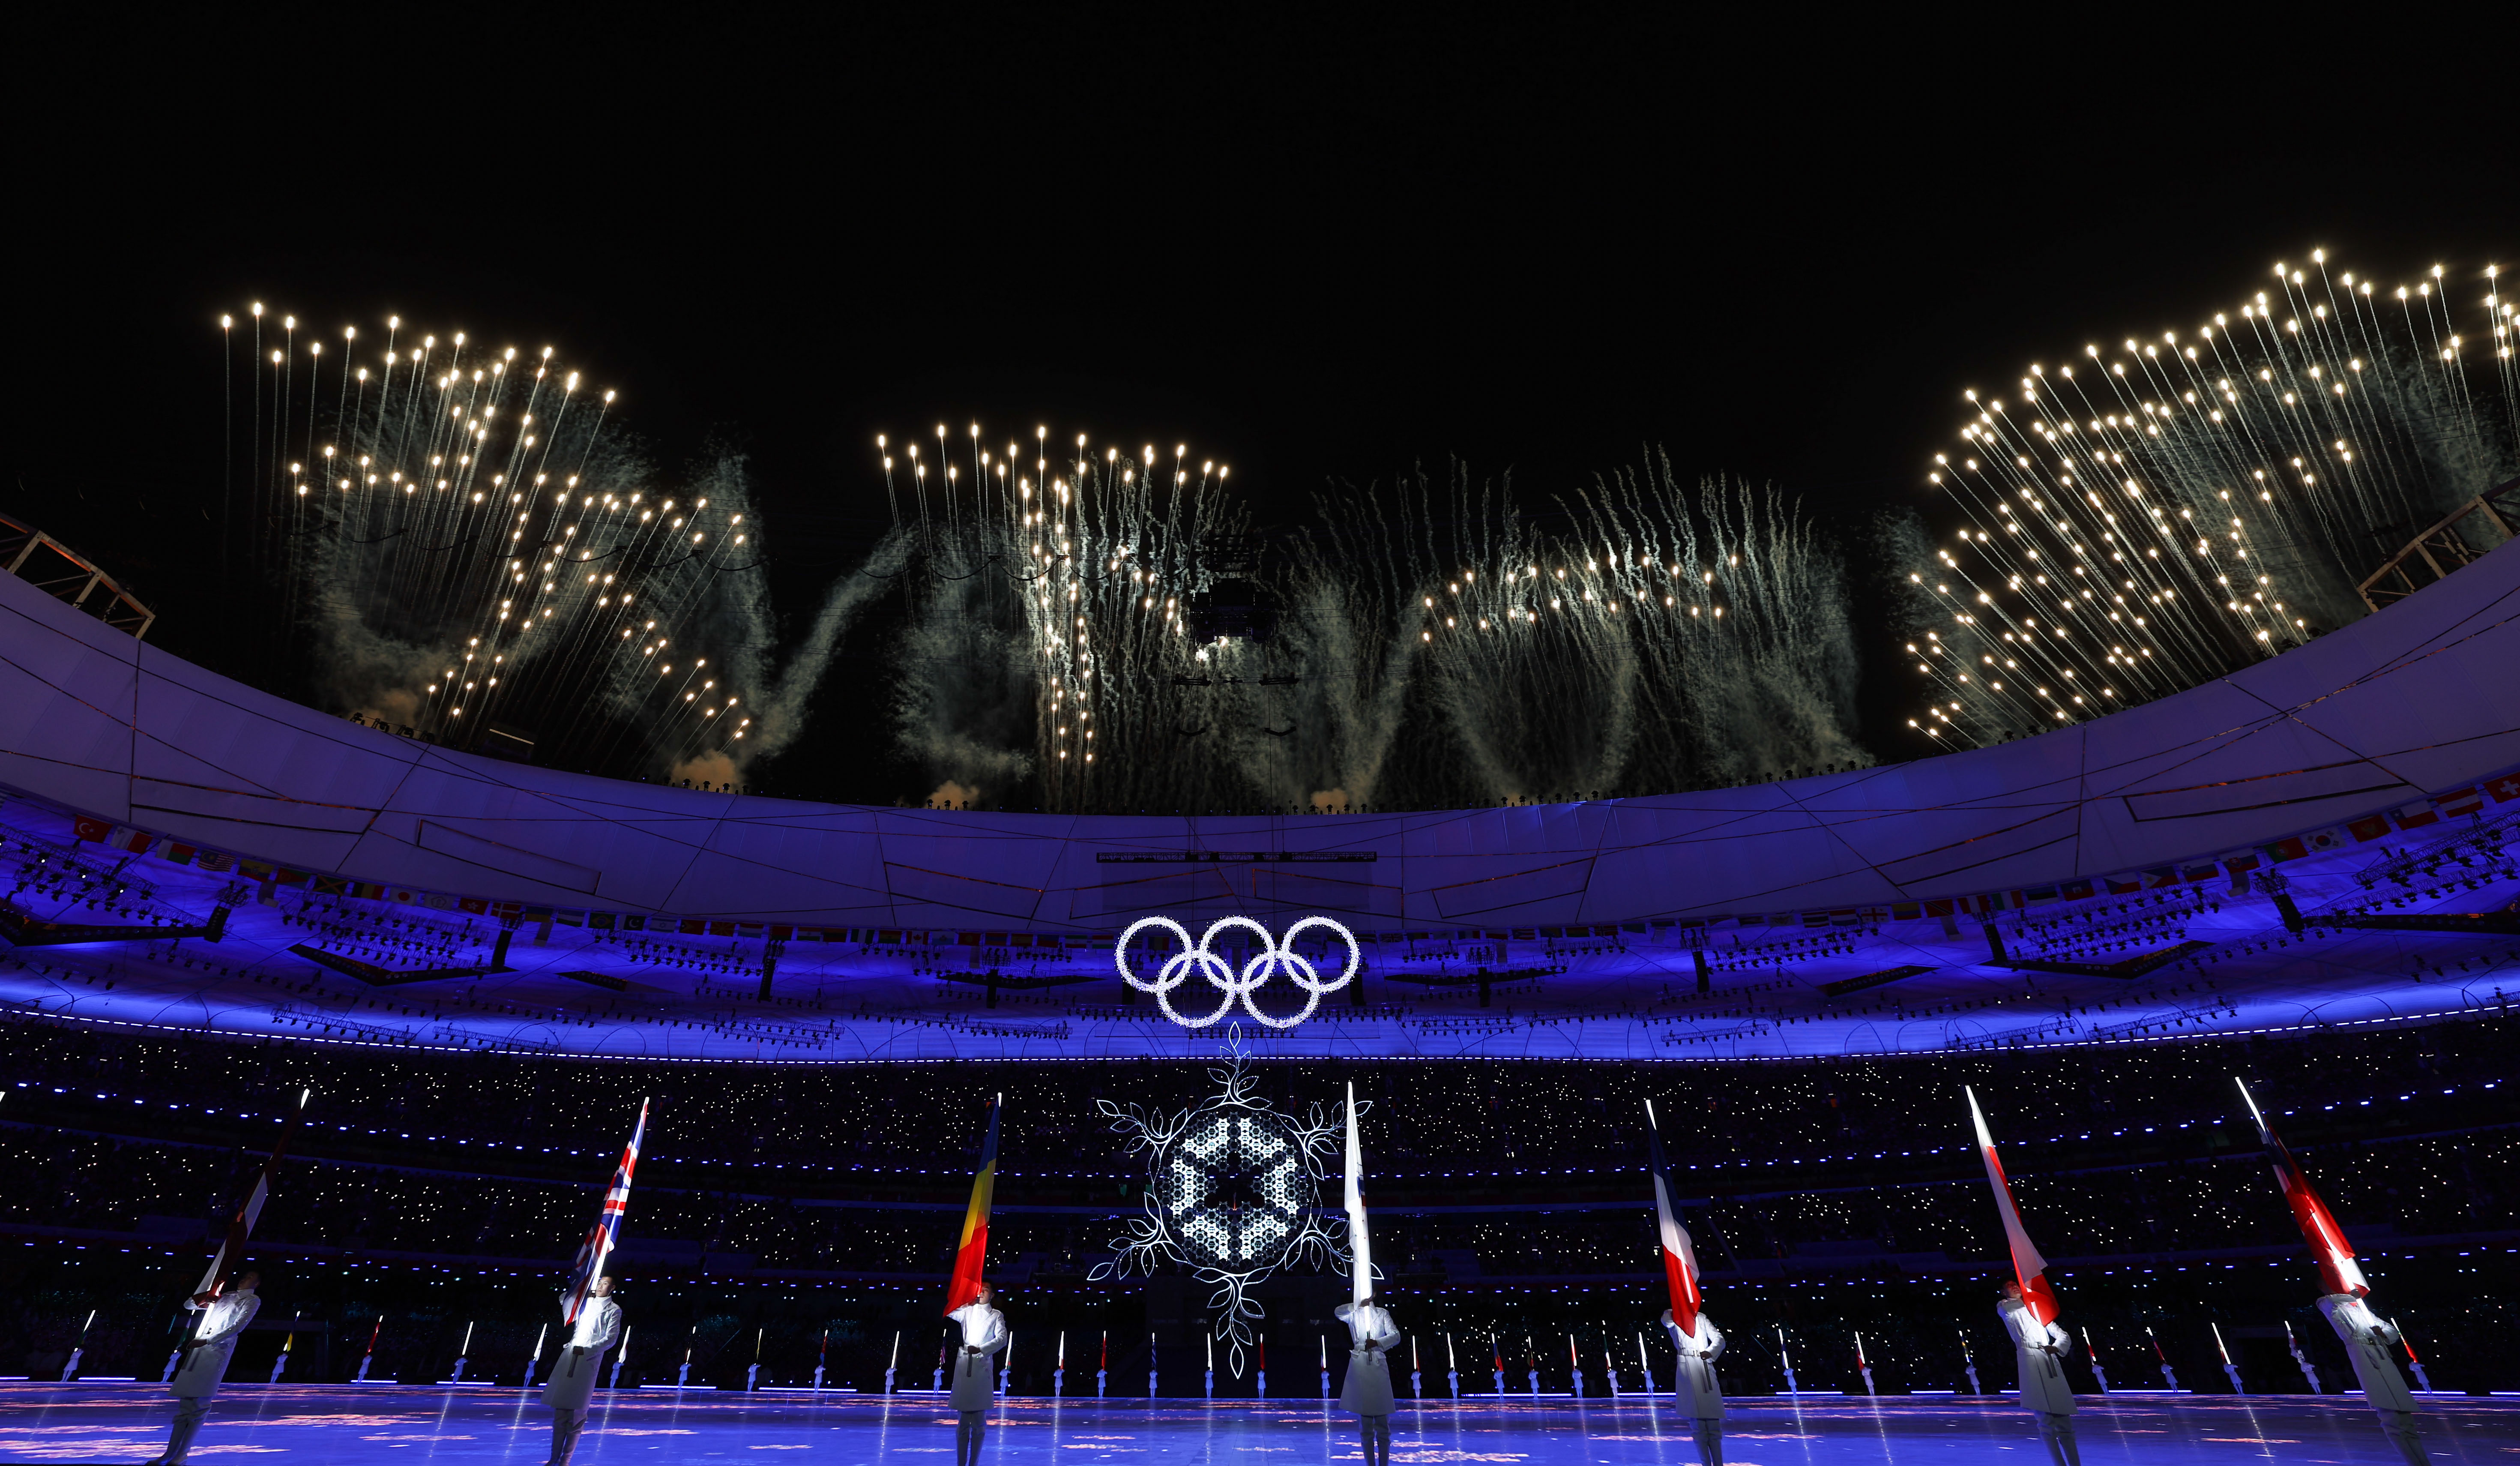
[1,1385,2513,1464]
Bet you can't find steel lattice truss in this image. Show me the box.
[1091,1028,1361,1373]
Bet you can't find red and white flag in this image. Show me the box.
[195,1088,310,1298]
[1643,1098,1706,1337]
[563,1099,649,1326]
[2237,1079,2367,1297]
[1966,1086,2059,1326]
[2431,786,2484,819]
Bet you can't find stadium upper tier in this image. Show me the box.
[0,537,2514,1061]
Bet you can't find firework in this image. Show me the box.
[220,307,886,783]
[1902,255,2516,746]
[881,426,1245,811]
[885,434,1867,812]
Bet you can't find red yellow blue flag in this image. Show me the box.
[945,1094,1001,1314]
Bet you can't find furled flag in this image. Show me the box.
[195,1088,311,1299]
[563,1099,649,1327]
[944,1094,1001,1314]
[1643,1098,1706,1337]
[1344,1082,1374,1309]
[2236,1078,2368,1297]
[1966,1086,2059,1326]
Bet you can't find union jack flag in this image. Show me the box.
[564,1099,649,1326]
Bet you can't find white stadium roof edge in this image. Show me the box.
[2,542,2515,936]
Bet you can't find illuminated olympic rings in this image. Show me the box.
[1112,915,1361,1029]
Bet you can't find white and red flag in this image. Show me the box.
[1643,1098,1706,1336]
[194,1088,310,1298]
[1966,1086,2059,1326]
[1344,1082,1374,1309]
[2237,1079,2368,1296]
[564,1099,649,1326]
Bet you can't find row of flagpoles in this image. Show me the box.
[163,1074,2413,1394]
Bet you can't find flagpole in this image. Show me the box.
[565,1099,649,1329]
[945,1095,1002,1317]
[178,1087,310,1369]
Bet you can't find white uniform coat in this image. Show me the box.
[171,1289,260,1398]
[1660,1308,1727,1420]
[948,1303,1009,1411]
[541,1293,623,1411]
[1335,1303,1399,1415]
[2317,1293,2417,1413]
[1998,1298,2077,1416]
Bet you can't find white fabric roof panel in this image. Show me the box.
[2,537,2515,929]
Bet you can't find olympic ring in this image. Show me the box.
[1112,915,1361,1029]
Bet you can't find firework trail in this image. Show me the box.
[881,427,1248,811]
[884,435,1870,812]
[222,309,890,783]
[1295,455,1865,803]
[1897,255,2517,746]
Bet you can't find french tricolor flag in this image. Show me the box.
[1966,1086,2059,1326]
[1642,1099,1705,1336]
[2237,1079,2368,1297]
[564,1099,649,1326]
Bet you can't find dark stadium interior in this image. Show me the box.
[6,1013,2513,1399]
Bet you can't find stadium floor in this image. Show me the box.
[0,1384,2511,1463]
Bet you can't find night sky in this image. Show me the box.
[8,19,2510,801]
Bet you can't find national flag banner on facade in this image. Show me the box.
[354,882,387,900]
[2488,771,2520,803]
[2105,874,2143,895]
[563,1098,649,1328]
[2236,1080,2367,1297]
[1891,902,1923,920]
[164,843,199,866]
[1642,1098,1706,1336]
[72,816,111,842]
[1966,1086,2059,1326]
[2141,866,2179,889]
[945,1095,1002,1315]
[2258,836,2309,863]
[2391,800,2439,831]
[459,897,488,915]
[1924,898,1957,917]
[312,875,348,895]
[2221,853,2262,877]
[105,826,153,853]
[2179,861,2219,883]
[2302,827,2346,855]
[2346,814,2393,842]
[2060,881,2095,902]
[196,850,234,873]
[2432,786,2484,819]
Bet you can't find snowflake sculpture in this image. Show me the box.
[1091,1027,1361,1373]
